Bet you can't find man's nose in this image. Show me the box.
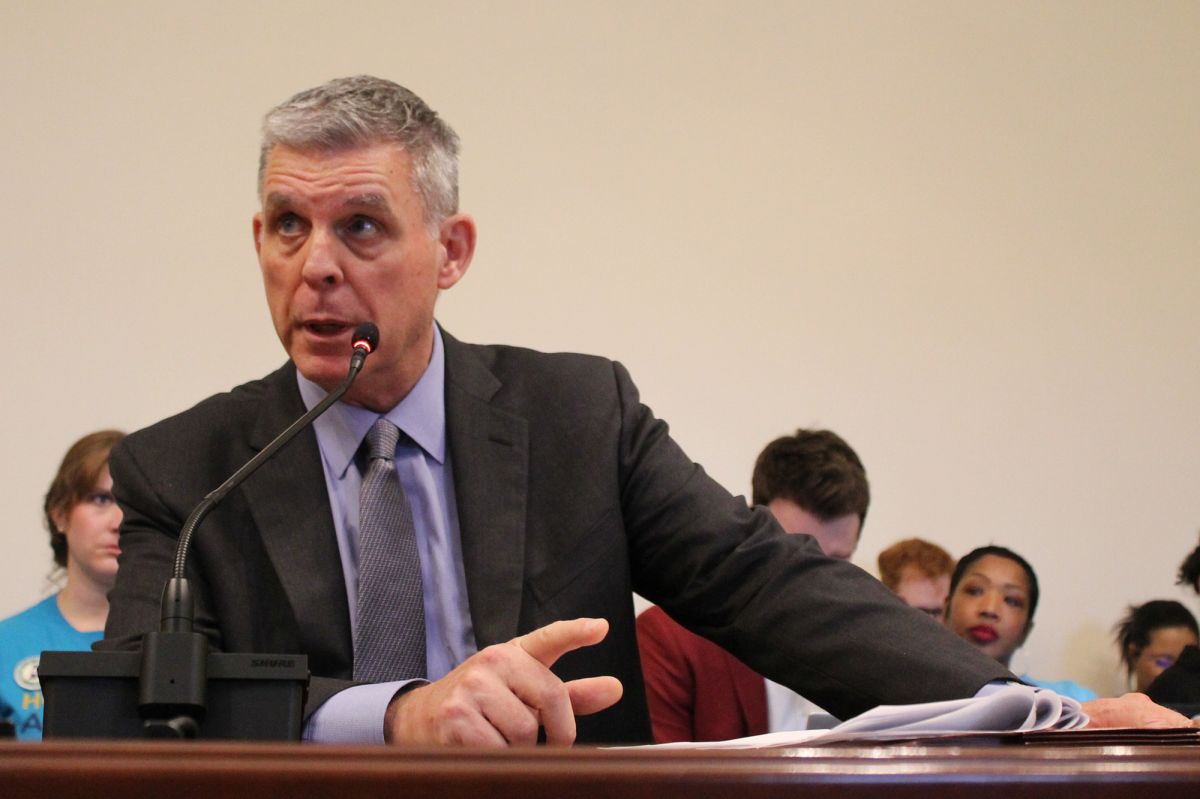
[301,228,344,287]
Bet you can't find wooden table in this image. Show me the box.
[4,741,1200,798]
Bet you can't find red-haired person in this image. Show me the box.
[877,538,953,619]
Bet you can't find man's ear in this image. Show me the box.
[437,213,476,290]
[252,214,264,256]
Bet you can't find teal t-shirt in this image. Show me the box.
[0,594,103,741]
[1022,674,1099,703]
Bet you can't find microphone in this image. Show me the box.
[140,322,380,737]
[350,321,379,373]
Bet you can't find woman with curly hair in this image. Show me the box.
[1114,600,1198,693]
[1144,536,1200,709]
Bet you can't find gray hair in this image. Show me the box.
[258,76,460,228]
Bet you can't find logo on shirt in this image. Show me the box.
[13,657,40,692]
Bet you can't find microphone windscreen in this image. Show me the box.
[352,322,380,354]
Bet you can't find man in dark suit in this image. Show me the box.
[101,76,1183,745]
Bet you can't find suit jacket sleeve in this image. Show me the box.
[608,361,1013,719]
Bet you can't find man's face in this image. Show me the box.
[893,566,950,619]
[253,142,473,410]
[766,497,860,560]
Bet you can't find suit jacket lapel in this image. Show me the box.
[242,364,352,666]
[443,333,529,646]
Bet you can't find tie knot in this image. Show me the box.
[365,419,401,461]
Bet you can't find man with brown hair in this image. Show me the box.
[637,429,870,742]
[750,429,869,560]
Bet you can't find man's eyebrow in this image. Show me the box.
[261,193,392,212]
[343,193,391,211]
[263,192,294,213]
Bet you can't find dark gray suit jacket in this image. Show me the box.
[102,332,1010,743]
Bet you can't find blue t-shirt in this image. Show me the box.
[0,595,103,741]
[1023,674,1099,703]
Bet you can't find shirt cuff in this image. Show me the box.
[302,680,421,743]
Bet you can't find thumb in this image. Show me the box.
[566,676,623,716]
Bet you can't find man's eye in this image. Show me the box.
[275,213,303,235]
[343,216,380,238]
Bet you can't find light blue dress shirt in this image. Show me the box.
[298,325,477,742]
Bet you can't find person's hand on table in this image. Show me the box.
[1081,693,1193,728]
[384,617,623,746]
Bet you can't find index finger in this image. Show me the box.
[512,617,609,668]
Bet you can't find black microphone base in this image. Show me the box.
[38,650,308,740]
[143,715,201,739]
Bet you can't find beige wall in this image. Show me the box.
[2,1,1197,698]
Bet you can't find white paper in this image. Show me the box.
[639,684,1087,750]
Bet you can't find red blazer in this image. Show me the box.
[636,605,767,743]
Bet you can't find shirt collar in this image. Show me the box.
[297,324,448,478]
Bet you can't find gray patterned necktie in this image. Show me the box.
[353,418,426,681]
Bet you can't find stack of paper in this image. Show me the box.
[646,684,1088,749]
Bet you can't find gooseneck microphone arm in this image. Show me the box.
[140,322,378,738]
[169,322,380,586]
